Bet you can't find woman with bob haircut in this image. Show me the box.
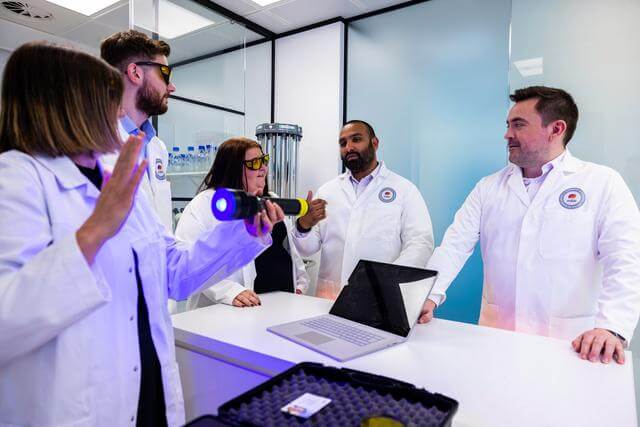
[176,137,309,309]
[0,42,283,427]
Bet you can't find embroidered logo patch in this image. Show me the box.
[155,158,166,180]
[378,187,397,203]
[559,188,585,209]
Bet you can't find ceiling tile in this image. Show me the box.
[267,0,364,27]
[0,0,89,35]
[244,10,291,33]
[352,0,412,14]
[169,21,264,63]
[92,2,128,31]
[60,20,119,49]
[206,0,260,16]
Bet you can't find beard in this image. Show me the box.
[508,143,548,170]
[136,81,168,116]
[342,141,376,173]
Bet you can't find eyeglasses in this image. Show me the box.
[243,154,269,170]
[135,61,173,85]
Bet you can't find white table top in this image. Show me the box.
[172,292,637,427]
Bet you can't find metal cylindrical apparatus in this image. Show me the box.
[255,123,303,198]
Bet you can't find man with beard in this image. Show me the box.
[418,86,640,365]
[100,30,175,231]
[292,120,434,300]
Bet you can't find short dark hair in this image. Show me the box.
[343,120,376,139]
[199,137,269,194]
[0,42,123,157]
[100,30,171,72]
[509,86,579,145]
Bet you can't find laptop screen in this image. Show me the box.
[329,260,437,337]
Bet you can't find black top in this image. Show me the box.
[133,250,167,427]
[253,221,295,294]
[75,163,167,426]
[76,163,103,190]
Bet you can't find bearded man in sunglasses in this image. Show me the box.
[100,30,175,233]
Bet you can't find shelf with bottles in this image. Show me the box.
[166,171,207,177]
[168,143,217,175]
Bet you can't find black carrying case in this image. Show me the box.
[188,362,458,427]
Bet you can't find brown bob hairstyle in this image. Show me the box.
[199,137,269,194]
[0,42,123,157]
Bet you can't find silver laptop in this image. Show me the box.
[268,260,437,362]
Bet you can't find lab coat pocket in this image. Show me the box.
[539,207,596,259]
[549,315,595,341]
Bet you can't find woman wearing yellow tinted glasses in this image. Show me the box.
[175,137,309,309]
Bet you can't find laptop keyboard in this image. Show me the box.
[302,317,385,347]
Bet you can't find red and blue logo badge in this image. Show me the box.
[559,188,585,209]
[378,187,397,203]
[155,158,166,181]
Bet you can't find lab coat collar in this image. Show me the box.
[338,161,390,207]
[339,161,389,181]
[119,114,156,143]
[34,155,101,199]
[560,148,580,173]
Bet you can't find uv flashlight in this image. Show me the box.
[211,188,309,221]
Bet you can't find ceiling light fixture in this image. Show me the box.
[251,0,282,6]
[134,0,214,39]
[513,57,543,77]
[45,0,119,16]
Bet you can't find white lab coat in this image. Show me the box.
[175,189,310,309]
[428,150,640,341]
[102,123,173,232]
[104,123,178,313]
[0,151,269,426]
[292,162,435,299]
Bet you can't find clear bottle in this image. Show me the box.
[205,144,212,170]
[171,146,181,172]
[186,146,195,172]
[198,145,206,172]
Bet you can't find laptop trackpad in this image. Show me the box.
[296,331,334,345]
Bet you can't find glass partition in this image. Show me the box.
[510,0,640,406]
[131,0,271,226]
[347,0,511,324]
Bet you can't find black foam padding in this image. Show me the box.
[219,365,456,427]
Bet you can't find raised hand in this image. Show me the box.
[76,135,147,264]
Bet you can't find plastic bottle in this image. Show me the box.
[198,145,207,172]
[172,146,181,172]
[205,144,213,169]
[187,146,195,172]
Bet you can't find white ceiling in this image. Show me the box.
[213,0,413,34]
[0,0,413,62]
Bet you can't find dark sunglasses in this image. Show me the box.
[135,61,173,85]
[243,154,269,170]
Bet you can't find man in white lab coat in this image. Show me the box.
[419,86,640,365]
[101,30,178,312]
[292,120,435,299]
[100,30,175,232]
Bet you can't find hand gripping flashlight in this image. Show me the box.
[211,188,309,221]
